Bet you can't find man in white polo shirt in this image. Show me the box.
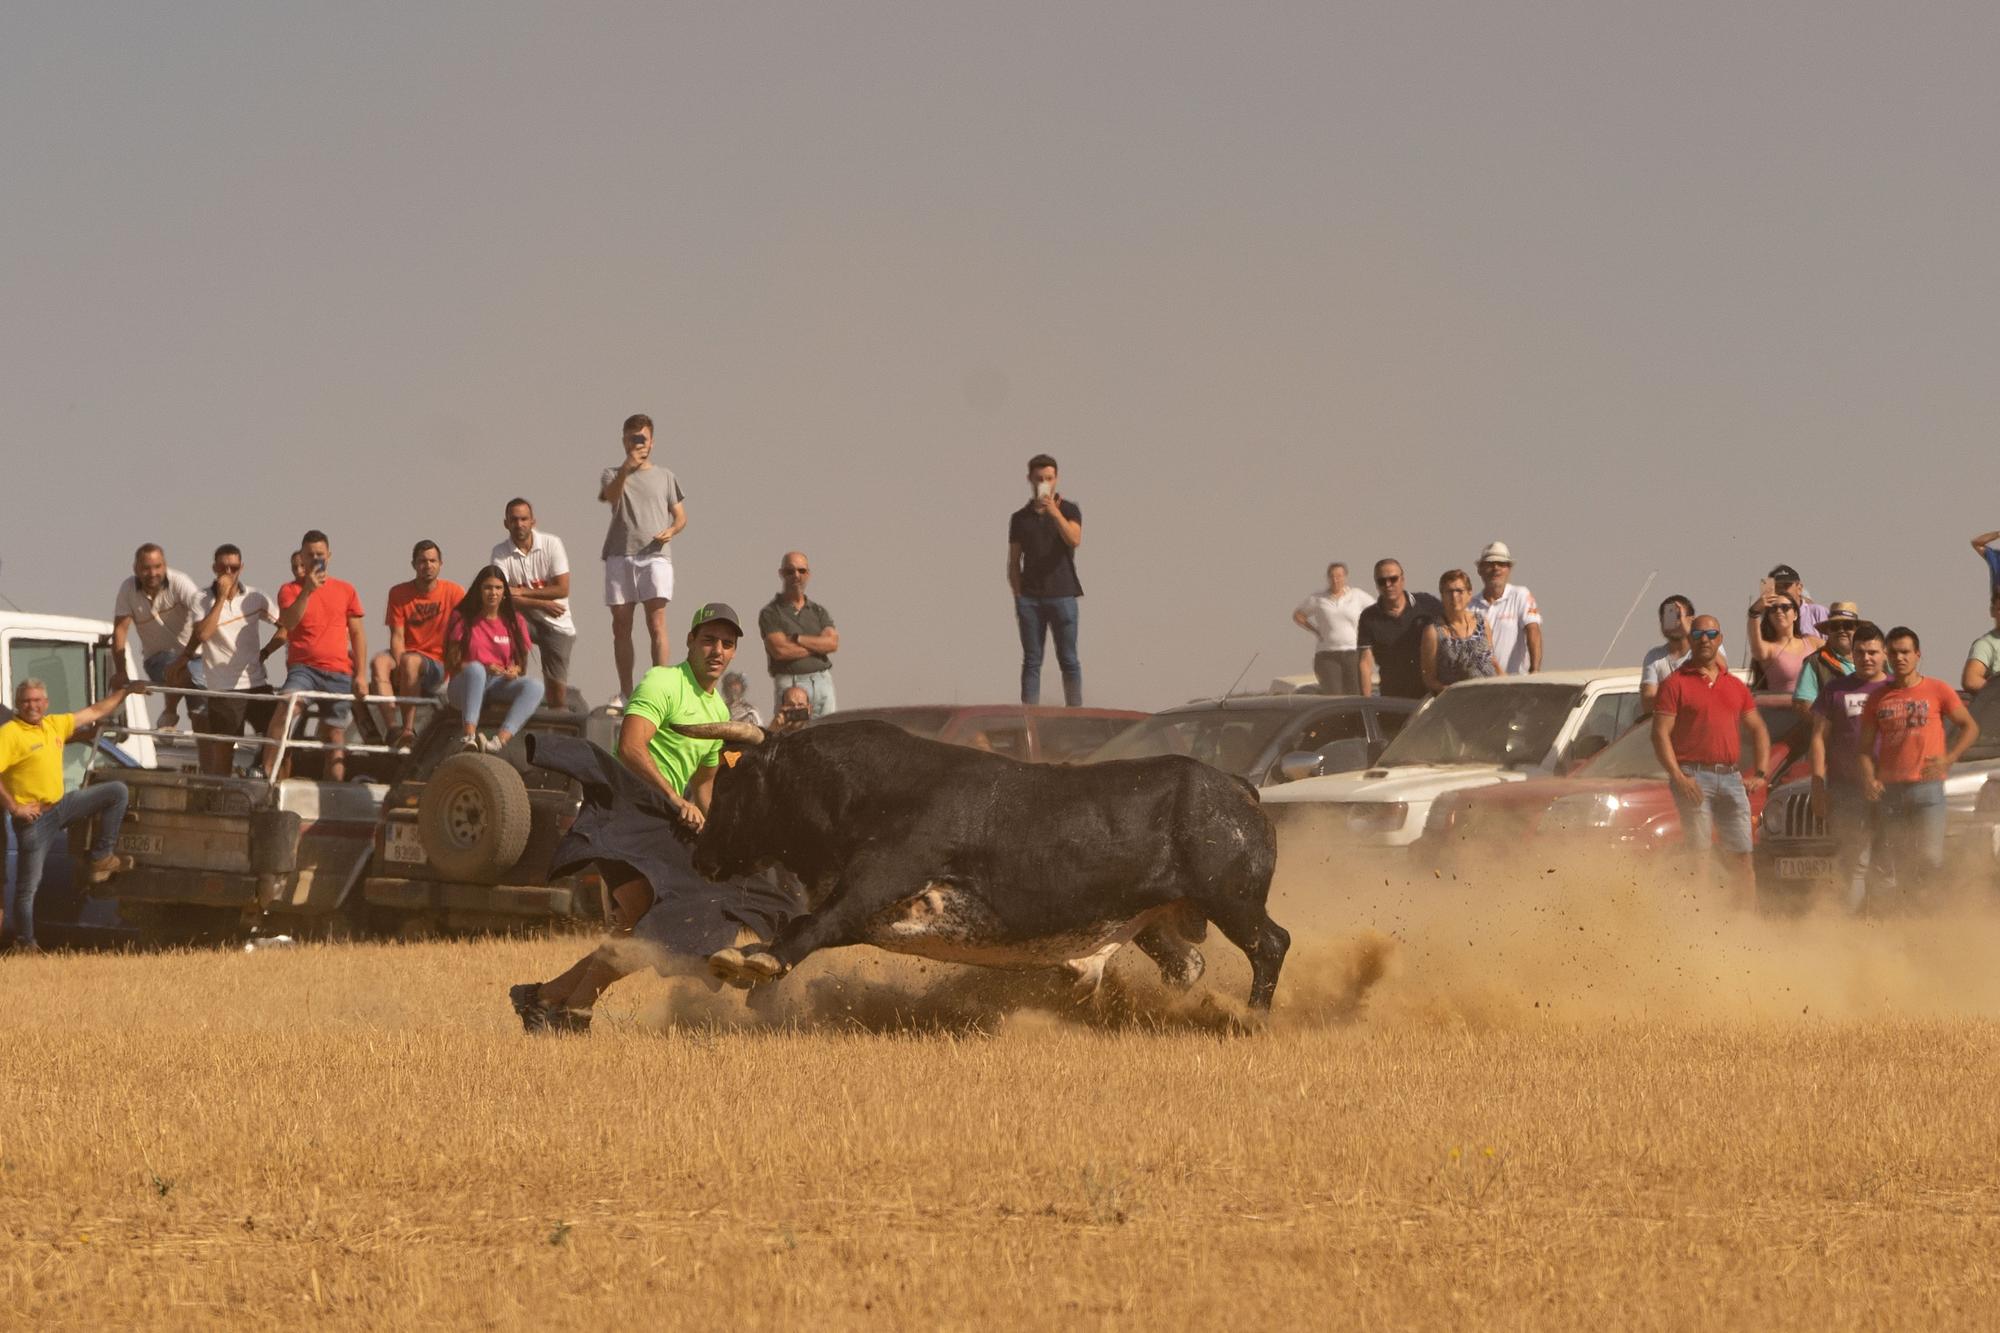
[111,542,206,729]
[1471,540,1544,676]
[492,496,578,709]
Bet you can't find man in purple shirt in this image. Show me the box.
[1808,621,1891,913]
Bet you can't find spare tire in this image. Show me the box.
[417,753,532,884]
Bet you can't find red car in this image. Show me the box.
[818,705,1147,764]
[1421,695,1811,867]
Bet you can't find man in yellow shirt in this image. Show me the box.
[2,677,140,952]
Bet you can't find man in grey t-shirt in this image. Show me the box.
[598,412,687,700]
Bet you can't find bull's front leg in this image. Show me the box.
[708,855,917,986]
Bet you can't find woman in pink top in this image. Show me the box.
[1746,591,1822,695]
[443,566,545,752]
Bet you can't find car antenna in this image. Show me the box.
[1597,570,1658,667]
[1217,652,1259,707]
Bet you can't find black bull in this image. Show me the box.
[691,720,1289,1009]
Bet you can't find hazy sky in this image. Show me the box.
[5,4,1996,710]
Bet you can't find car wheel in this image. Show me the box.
[417,753,532,884]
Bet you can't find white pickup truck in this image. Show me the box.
[1260,669,1644,872]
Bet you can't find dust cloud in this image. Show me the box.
[623,835,2000,1037]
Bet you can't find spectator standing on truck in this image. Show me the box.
[1008,454,1085,706]
[721,672,763,728]
[510,604,792,1033]
[1651,615,1770,905]
[1,677,141,952]
[1857,628,1979,893]
[491,497,577,710]
[1968,529,2000,593]
[370,541,463,749]
[1293,562,1372,695]
[1807,621,1891,913]
[1766,564,1828,638]
[1744,591,1822,694]
[1470,541,1543,675]
[1356,559,1443,700]
[760,550,839,717]
[1960,588,2000,696]
[442,566,544,753]
[112,543,205,731]
[1794,601,1862,714]
[185,545,280,775]
[600,413,686,703]
[1421,568,1501,694]
[255,532,366,782]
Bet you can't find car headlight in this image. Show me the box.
[1345,802,1409,833]
[1546,793,1623,832]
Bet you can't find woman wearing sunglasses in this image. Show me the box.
[1421,568,1502,696]
[1747,589,1823,694]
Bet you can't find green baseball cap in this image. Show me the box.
[689,602,744,635]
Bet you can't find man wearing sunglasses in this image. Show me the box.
[183,544,281,775]
[1356,558,1445,699]
[1651,615,1770,902]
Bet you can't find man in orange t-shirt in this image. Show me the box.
[369,540,464,746]
[255,530,367,782]
[1857,626,1978,889]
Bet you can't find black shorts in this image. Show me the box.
[207,687,279,737]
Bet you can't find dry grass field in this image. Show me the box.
[5,858,2000,1330]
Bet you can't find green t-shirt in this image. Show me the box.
[624,661,728,794]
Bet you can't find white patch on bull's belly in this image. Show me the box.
[860,883,1152,970]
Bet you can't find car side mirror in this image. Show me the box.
[1317,737,1372,775]
[1366,736,1390,766]
[1275,751,1326,784]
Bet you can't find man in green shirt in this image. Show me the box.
[512,602,753,1032]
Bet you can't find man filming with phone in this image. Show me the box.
[255,531,366,781]
[1007,453,1084,707]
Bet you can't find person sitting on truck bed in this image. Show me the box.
[443,565,543,753]
[1,677,142,952]
[112,543,205,731]
[186,544,281,775]
[370,540,464,750]
[254,532,366,782]
[510,603,799,1033]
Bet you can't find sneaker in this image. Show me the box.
[89,853,135,885]
[509,982,549,1033]
[461,734,483,753]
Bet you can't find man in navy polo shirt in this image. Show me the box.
[1651,614,1771,902]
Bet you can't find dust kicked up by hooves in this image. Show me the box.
[622,841,2000,1036]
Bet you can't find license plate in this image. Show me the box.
[383,822,427,865]
[1777,855,1834,881]
[117,832,165,856]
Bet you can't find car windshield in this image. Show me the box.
[1089,708,1290,779]
[1375,683,1583,768]
[1583,702,1801,779]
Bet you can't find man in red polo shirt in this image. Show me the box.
[1650,614,1771,900]
[1857,626,1978,893]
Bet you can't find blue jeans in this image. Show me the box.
[449,664,545,736]
[1016,595,1082,706]
[1826,782,1878,913]
[1878,780,1947,888]
[1671,768,1753,854]
[773,670,837,718]
[7,782,128,946]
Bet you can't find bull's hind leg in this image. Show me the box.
[1202,900,1290,1010]
[1133,920,1205,991]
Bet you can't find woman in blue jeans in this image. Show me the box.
[444,566,545,753]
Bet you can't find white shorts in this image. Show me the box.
[604,553,674,606]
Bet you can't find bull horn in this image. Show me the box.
[669,721,767,746]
